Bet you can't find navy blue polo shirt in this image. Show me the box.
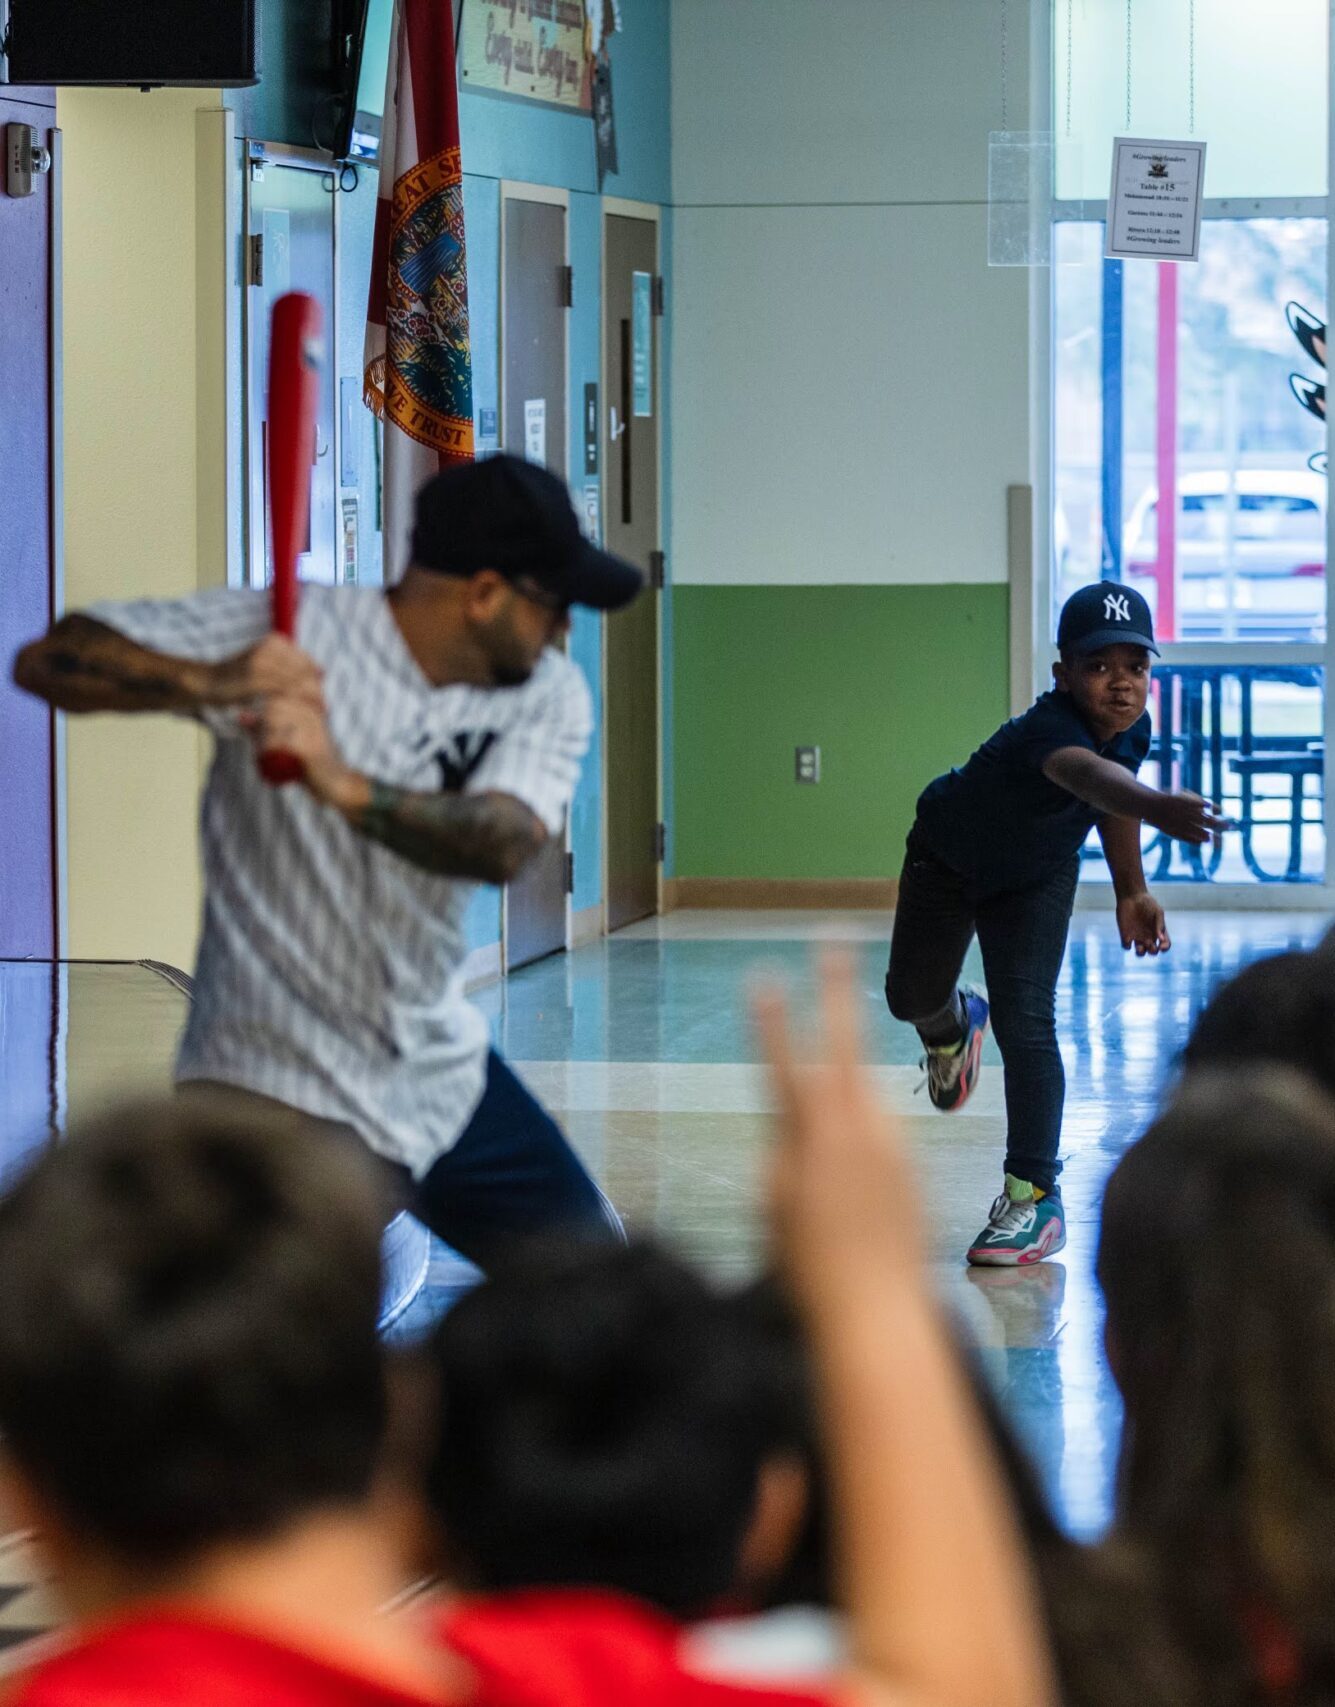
[913,690,1153,894]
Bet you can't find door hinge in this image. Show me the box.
[248,233,264,287]
[564,851,575,894]
[648,549,666,590]
[559,264,574,308]
[654,822,667,864]
[651,274,666,317]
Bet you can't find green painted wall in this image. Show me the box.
[672,585,1010,879]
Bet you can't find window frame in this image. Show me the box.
[1028,5,1334,905]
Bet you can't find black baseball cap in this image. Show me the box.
[410,454,644,612]
[1057,581,1159,657]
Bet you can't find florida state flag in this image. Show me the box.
[364,0,473,581]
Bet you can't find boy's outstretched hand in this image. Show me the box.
[1117,890,1171,956]
[1147,788,1232,845]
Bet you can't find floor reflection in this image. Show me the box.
[485,909,1325,1536]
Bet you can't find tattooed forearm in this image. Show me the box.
[12,616,207,713]
[351,784,547,883]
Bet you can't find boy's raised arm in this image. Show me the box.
[1043,746,1226,845]
[754,953,1058,1707]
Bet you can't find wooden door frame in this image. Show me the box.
[599,196,663,936]
[499,179,572,968]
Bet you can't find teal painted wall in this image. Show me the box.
[227,0,335,150]
[455,4,670,933]
[672,585,1010,879]
[317,4,671,948]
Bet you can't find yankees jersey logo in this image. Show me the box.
[435,731,499,792]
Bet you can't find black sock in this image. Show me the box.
[918,990,966,1050]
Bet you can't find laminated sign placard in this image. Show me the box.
[1106,137,1207,262]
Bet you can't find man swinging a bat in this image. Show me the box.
[13,453,642,1263]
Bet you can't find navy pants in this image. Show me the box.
[397,1050,624,1266]
[188,1054,623,1271]
[885,831,1079,1193]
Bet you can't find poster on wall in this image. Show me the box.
[582,482,601,543]
[524,398,547,465]
[460,0,593,112]
[341,497,360,585]
[592,58,617,187]
[1105,137,1207,262]
[632,271,652,417]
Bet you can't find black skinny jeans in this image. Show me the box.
[885,830,1080,1193]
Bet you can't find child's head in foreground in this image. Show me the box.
[0,1094,390,1604]
[1098,1068,1335,1698]
[423,1240,820,1618]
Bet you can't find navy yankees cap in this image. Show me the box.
[411,454,644,612]
[1057,581,1159,657]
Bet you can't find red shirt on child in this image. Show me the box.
[439,1588,838,1707]
[5,1609,446,1707]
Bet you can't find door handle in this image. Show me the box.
[609,405,626,442]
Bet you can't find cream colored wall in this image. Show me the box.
[60,89,229,967]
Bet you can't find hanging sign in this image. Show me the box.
[632,271,652,417]
[582,481,601,544]
[341,496,360,584]
[1105,137,1207,263]
[460,0,592,113]
[524,398,547,465]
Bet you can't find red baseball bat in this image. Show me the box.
[259,291,322,786]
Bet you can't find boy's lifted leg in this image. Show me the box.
[885,836,990,1113]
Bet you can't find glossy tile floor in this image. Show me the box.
[476,906,1329,1538]
[0,904,1328,1587]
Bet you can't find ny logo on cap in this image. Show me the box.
[1104,592,1132,624]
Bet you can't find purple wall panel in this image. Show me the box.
[0,94,56,958]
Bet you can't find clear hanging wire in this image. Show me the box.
[1188,0,1196,133]
[1000,0,1009,130]
[1125,0,1133,129]
[1064,0,1074,135]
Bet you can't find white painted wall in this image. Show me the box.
[669,0,1033,588]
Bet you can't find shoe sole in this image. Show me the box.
[965,1219,1067,1268]
[931,1017,987,1113]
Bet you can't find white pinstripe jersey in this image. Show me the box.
[89,586,592,1175]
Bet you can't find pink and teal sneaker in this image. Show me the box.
[966,1175,1066,1267]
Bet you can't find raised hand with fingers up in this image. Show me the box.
[753,951,1058,1707]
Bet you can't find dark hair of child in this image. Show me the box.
[423,1240,823,1619]
[1180,950,1335,1098]
[0,1094,389,1568]
[1099,1069,1335,1706]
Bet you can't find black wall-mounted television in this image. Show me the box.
[1,0,259,87]
[331,0,462,163]
[333,0,393,162]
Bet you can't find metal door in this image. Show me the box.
[603,213,660,930]
[502,193,569,970]
[245,153,337,586]
[0,92,59,956]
